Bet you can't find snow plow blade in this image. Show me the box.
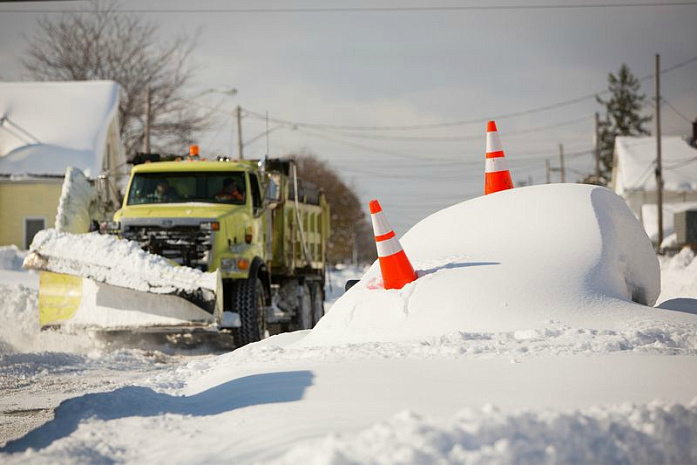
[24,230,222,332]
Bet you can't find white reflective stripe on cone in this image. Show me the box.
[486,132,503,154]
[376,236,403,257]
[485,157,508,173]
[371,212,393,237]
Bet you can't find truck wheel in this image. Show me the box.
[310,282,324,326]
[298,283,312,330]
[236,277,266,346]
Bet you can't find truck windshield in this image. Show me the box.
[127,172,247,206]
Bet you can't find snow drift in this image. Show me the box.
[54,167,97,234]
[305,184,695,345]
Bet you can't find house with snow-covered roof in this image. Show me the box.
[611,135,697,244]
[0,80,128,248]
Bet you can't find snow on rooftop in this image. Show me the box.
[0,81,121,178]
[614,136,697,197]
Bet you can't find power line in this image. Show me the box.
[662,97,693,123]
[247,115,592,143]
[243,54,697,132]
[4,2,697,14]
[245,93,601,131]
[297,125,589,165]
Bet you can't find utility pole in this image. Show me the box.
[545,159,551,184]
[655,53,664,251]
[351,230,358,266]
[142,87,151,153]
[559,143,566,183]
[236,105,244,160]
[595,112,601,183]
[266,111,270,157]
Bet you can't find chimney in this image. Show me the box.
[693,119,697,147]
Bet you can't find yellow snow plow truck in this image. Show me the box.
[25,156,330,346]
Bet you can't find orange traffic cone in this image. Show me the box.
[484,121,514,195]
[369,199,417,290]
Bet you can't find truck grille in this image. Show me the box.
[123,225,213,270]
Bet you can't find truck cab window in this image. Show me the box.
[249,173,262,212]
[127,172,247,206]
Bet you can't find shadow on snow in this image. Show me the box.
[1,370,314,453]
[656,298,697,315]
[419,261,500,276]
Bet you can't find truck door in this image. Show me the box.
[249,172,271,259]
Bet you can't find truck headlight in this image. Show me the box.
[221,258,237,271]
[200,221,220,231]
[103,221,120,234]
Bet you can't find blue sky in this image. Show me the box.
[1,0,696,234]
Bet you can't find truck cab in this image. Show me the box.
[111,156,329,346]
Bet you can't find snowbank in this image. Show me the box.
[641,201,697,244]
[270,401,697,465]
[0,246,25,271]
[304,184,695,345]
[2,185,697,464]
[54,167,96,234]
[657,247,697,309]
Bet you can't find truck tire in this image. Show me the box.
[310,282,324,327]
[298,282,312,330]
[236,277,266,347]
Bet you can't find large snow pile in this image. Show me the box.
[304,184,694,346]
[54,167,97,234]
[0,246,25,271]
[2,184,697,464]
[657,247,697,308]
[641,201,697,245]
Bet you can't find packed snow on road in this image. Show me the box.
[2,183,697,464]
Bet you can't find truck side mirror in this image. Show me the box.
[263,176,282,210]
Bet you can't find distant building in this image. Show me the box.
[0,81,127,249]
[611,135,697,243]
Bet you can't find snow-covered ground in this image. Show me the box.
[1,184,697,464]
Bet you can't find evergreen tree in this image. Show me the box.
[596,64,652,180]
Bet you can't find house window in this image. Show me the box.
[24,218,45,249]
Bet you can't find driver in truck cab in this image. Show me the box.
[149,180,181,203]
[216,178,245,203]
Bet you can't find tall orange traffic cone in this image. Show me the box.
[369,199,417,290]
[484,121,514,195]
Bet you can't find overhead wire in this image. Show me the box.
[661,97,693,123]
[296,125,592,169]
[5,3,697,14]
[247,115,593,143]
[242,54,697,132]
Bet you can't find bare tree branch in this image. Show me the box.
[22,0,212,156]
